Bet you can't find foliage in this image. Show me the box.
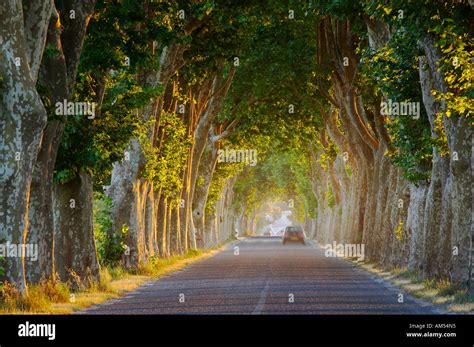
[429,16,474,120]
[206,159,245,216]
[231,148,317,222]
[28,0,474,289]
[138,110,192,200]
[93,193,127,266]
[358,10,432,182]
[361,0,473,182]
[54,0,180,186]
[213,4,323,218]
[0,256,4,277]
[395,220,404,242]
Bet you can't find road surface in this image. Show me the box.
[80,237,441,314]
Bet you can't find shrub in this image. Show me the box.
[94,193,127,266]
[0,280,57,313]
[107,266,127,280]
[0,282,21,311]
[39,274,70,302]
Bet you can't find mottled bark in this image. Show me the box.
[187,69,236,245]
[26,0,96,284]
[446,115,472,285]
[23,0,54,83]
[214,178,236,242]
[365,17,391,53]
[178,159,191,253]
[107,44,186,266]
[55,0,97,92]
[418,54,451,278]
[379,165,399,266]
[169,204,181,255]
[205,212,217,248]
[25,7,67,284]
[388,169,410,268]
[406,184,429,272]
[192,121,236,248]
[156,195,168,257]
[53,171,100,286]
[165,197,172,257]
[362,146,385,258]
[106,140,144,268]
[192,137,218,248]
[146,187,159,257]
[419,39,471,284]
[126,178,150,266]
[0,0,50,291]
[309,16,471,289]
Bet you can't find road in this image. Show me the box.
[79,237,441,314]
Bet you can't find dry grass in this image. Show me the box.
[355,261,474,313]
[0,275,71,313]
[0,246,223,314]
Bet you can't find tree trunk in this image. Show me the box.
[25,9,68,284]
[165,197,172,257]
[107,44,186,263]
[53,171,100,287]
[169,203,181,255]
[26,0,96,284]
[0,0,51,291]
[187,68,236,243]
[178,161,190,253]
[107,140,144,268]
[406,184,429,273]
[447,116,472,285]
[192,135,219,248]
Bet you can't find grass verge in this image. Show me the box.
[354,261,473,313]
[0,245,227,314]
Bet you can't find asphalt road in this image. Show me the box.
[79,237,441,314]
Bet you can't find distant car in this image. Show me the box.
[282,226,305,245]
[262,230,272,236]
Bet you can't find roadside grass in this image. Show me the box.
[355,261,474,313]
[0,275,70,314]
[0,246,226,314]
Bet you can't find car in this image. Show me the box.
[282,226,305,245]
